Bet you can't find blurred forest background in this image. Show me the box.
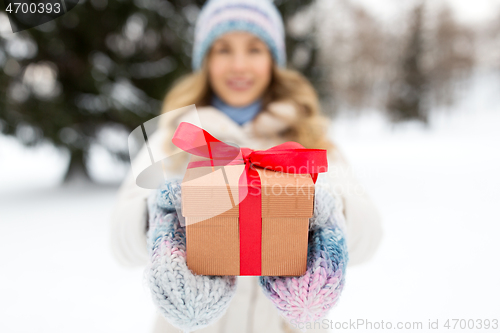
[0,0,499,182]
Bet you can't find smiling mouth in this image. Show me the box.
[226,78,253,91]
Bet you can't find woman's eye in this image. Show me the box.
[214,47,230,54]
[250,47,262,54]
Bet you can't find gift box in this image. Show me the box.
[173,122,328,276]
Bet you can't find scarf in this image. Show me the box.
[211,94,262,126]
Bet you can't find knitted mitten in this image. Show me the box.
[259,182,349,326]
[145,179,237,333]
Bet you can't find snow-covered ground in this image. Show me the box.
[1,70,499,332]
[328,71,500,331]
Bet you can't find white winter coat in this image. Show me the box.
[109,102,383,333]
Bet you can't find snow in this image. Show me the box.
[0,184,156,333]
[0,148,156,331]
[1,70,499,332]
[327,70,500,331]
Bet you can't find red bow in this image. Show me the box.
[172,122,328,275]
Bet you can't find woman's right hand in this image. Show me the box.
[145,179,237,332]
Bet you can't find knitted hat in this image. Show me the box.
[191,0,286,71]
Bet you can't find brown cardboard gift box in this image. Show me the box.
[181,155,315,276]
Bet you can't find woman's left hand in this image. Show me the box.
[259,185,349,325]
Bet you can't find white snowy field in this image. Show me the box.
[0,70,499,332]
[328,71,500,331]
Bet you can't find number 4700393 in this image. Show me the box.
[444,319,498,330]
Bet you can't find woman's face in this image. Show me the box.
[207,31,273,107]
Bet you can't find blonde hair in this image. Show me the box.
[161,59,335,154]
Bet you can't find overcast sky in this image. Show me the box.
[351,0,500,25]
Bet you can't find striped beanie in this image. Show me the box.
[191,0,286,71]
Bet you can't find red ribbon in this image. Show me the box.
[172,122,328,275]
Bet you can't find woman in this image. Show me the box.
[110,0,383,332]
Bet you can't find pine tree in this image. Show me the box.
[386,2,428,123]
[427,4,474,107]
